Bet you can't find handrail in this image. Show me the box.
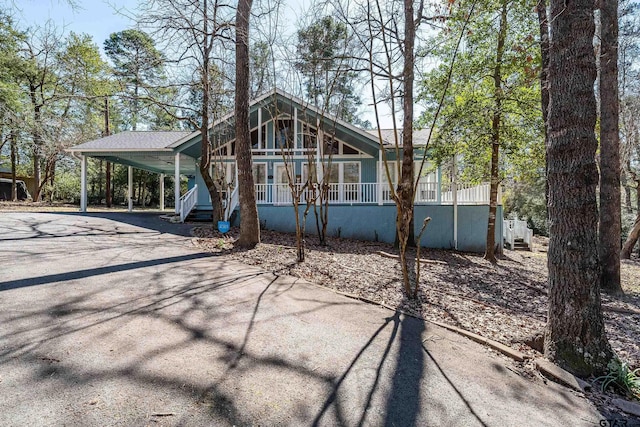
[503,218,533,250]
[179,184,198,223]
[225,185,239,221]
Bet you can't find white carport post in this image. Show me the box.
[127,166,133,212]
[174,153,180,214]
[159,173,165,211]
[80,154,87,212]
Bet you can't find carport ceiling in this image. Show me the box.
[86,152,197,175]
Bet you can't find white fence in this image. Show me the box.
[250,182,497,206]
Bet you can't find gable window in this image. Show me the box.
[323,135,339,155]
[251,124,267,155]
[322,134,360,155]
[302,124,317,149]
[342,143,358,155]
[276,119,294,149]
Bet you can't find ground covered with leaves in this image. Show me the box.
[192,227,640,370]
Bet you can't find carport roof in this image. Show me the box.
[68,131,193,152]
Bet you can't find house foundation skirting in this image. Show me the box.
[230,204,503,253]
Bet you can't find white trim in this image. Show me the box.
[68,148,174,153]
[294,107,298,149]
[258,107,263,149]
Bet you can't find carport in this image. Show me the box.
[67,131,199,213]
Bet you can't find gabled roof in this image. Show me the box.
[67,90,431,160]
[171,88,385,157]
[68,131,192,152]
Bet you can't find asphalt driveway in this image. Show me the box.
[0,212,606,426]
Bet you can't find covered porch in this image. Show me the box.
[67,131,197,214]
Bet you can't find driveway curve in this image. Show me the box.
[0,212,606,426]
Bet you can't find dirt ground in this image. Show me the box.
[192,227,640,371]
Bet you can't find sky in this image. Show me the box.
[13,0,139,52]
[11,0,399,128]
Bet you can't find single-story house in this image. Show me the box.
[68,89,503,252]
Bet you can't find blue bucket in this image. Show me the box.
[217,220,230,234]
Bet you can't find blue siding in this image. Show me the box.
[414,205,503,252]
[232,204,503,252]
[361,158,377,183]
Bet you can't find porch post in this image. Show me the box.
[80,154,87,212]
[377,150,383,206]
[316,118,323,184]
[294,107,298,149]
[174,153,180,214]
[436,165,442,204]
[127,165,133,212]
[258,107,262,149]
[159,173,165,211]
[452,155,458,250]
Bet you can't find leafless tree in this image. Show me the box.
[331,0,473,297]
[137,0,236,222]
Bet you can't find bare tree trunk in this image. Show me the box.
[621,183,640,258]
[396,0,417,297]
[621,216,640,259]
[198,0,220,224]
[544,0,613,376]
[29,86,43,202]
[10,127,17,201]
[485,0,508,263]
[621,169,632,213]
[98,160,104,203]
[599,0,623,294]
[537,0,550,224]
[235,0,260,248]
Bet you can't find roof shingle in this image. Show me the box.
[69,131,192,151]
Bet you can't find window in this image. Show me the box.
[253,163,267,184]
[323,135,339,155]
[303,163,318,184]
[276,119,294,149]
[343,163,359,183]
[343,163,360,201]
[251,124,267,155]
[342,144,358,155]
[302,124,318,149]
[253,163,267,203]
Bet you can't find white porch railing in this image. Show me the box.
[251,182,495,206]
[179,184,198,222]
[440,182,496,205]
[224,185,239,221]
[503,218,533,250]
